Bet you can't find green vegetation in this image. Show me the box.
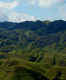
[0,20,66,80]
[0,58,66,80]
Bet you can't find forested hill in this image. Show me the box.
[0,20,66,32]
[0,20,66,80]
[0,20,66,53]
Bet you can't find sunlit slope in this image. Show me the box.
[0,58,66,80]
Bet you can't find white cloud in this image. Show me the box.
[0,8,8,22]
[0,0,63,9]
[0,0,64,22]
[38,0,53,7]
[0,6,37,22]
[0,0,37,22]
[28,0,37,5]
[38,0,63,7]
[28,0,63,7]
[8,12,37,22]
[0,1,19,9]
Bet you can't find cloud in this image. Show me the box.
[39,0,64,7]
[0,0,63,9]
[0,8,8,22]
[38,0,54,7]
[28,0,63,7]
[0,0,65,22]
[28,0,37,5]
[0,1,19,9]
[0,9,37,22]
[0,0,37,22]
[8,12,37,22]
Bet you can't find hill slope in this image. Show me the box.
[0,20,66,80]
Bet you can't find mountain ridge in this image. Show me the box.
[0,20,66,32]
[0,19,66,53]
[0,19,66,80]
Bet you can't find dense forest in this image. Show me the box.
[0,20,66,80]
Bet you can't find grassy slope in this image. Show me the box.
[0,58,66,80]
[0,21,66,80]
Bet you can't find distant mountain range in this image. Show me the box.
[0,20,66,53]
[0,20,66,80]
[0,20,66,32]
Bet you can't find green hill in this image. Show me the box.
[0,20,66,80]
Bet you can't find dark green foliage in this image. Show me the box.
[52,56,56,65]
[0,20,66,80]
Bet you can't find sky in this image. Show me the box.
[0,0,66,22]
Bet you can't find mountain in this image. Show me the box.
[0,20,66,61]
[0,20,66,51]
[0,20,66,31]
[0,20,66,80]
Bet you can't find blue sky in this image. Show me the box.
[0,0,66,22]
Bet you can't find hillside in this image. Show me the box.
[0,20,66,80]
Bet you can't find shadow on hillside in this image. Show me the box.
[13,67,49,80]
